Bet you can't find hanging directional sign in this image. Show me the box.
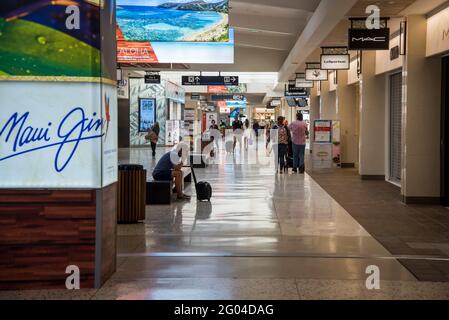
[285,84,309,97]
[211,94,246,101]
[182,75,239,86]
[321,54,350,70]
[348,28,390,50]
[144,74,161,84]
[295,79,314,88]
[305,63,328,81]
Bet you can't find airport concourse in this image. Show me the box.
[2,0,449,303]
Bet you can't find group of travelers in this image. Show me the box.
[147,112,309,198]
[268,113,309,174]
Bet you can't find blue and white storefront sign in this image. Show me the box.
[0,82,118,188]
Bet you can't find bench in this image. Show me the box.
[146,167,192,205]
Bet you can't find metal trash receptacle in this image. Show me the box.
[117,164,146,223]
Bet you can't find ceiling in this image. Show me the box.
[186,0,321,72]
[348,0,419,17]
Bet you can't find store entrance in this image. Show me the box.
[389,72,403,185]
[442,56,449,206]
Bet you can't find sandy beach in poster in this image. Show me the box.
[183,13,228,42]
[116,1,229,43]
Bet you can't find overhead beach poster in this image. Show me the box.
[116,0,233,64]
[0,0,115,80]
[116,0,229,42]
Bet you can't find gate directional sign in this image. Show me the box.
[144,74,161,84]
[182,75,239,86]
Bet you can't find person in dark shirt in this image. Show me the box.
[152,146,190,200]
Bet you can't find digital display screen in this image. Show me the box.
[117,0,229,43]
[139,98,156,132]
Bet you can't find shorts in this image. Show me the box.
[153,170,172,181]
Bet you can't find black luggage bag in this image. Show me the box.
[286,140,294,169]
[191,164,212,202]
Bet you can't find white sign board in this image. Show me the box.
[321,54,350,70]
[0,82,118,188]
[306,69,328,81]
[426,6,449,57]
[295,79,314,88]
[184,109,195,121]
[312,143,333,169]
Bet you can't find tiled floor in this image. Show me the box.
[307,166,449,282]
[2,143,449,300]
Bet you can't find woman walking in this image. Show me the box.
[146,122,160,158]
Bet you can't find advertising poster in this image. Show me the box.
[206,112,218,130]
[139,98,156,132]
[207,84,247,93]
[0,1,118,189]
[166,120,174,145]
[116,1,233,64]
[314,120,332,143]
[117,0,229,42]
[0,82,117,188]
[0,1,115,80]
[117,29,234,64]
[102,84,119,187]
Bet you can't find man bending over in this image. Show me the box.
[152,145,191,200]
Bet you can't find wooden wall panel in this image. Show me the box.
[0,185,117,290]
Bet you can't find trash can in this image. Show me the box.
[117,164,146,223]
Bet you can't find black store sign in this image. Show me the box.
[286,85,308,97]
[182,76,239,86]
[348,28,390,50]
[144,74,161,84]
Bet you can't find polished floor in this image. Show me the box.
[2,142,449,300]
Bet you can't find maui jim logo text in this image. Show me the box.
[443,29,449,40]
[0,107,104,172]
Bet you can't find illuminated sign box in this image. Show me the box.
[0,82,117,189]
[139,98,156,132]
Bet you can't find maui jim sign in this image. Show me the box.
[348,28,390,50]
[426,6,449,57]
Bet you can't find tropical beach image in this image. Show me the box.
[116,0,229,42]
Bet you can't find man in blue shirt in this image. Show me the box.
[153,146,190,200]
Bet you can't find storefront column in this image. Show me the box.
[309,86,320,149]
[320,80,335,119]
[0,1,117,289]
[401,15,442,204]
[359,51,387,179]
[336,70,358,167]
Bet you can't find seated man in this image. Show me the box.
[152,146,190,200]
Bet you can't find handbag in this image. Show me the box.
[145,130,158,143]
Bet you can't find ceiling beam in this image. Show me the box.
[231,0,321,12]
[235,32,295,51]
[230,12,308,35]
[278,0,359,82]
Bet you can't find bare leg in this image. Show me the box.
[172,170,184,198]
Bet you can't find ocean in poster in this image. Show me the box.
[117,4,228,42]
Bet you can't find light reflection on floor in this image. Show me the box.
[2,143,449,299]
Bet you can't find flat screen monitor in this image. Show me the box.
[139,98,156,132]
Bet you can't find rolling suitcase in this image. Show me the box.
[190,164,212,202]
[285,140,294,171]
[225,140,234,154]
